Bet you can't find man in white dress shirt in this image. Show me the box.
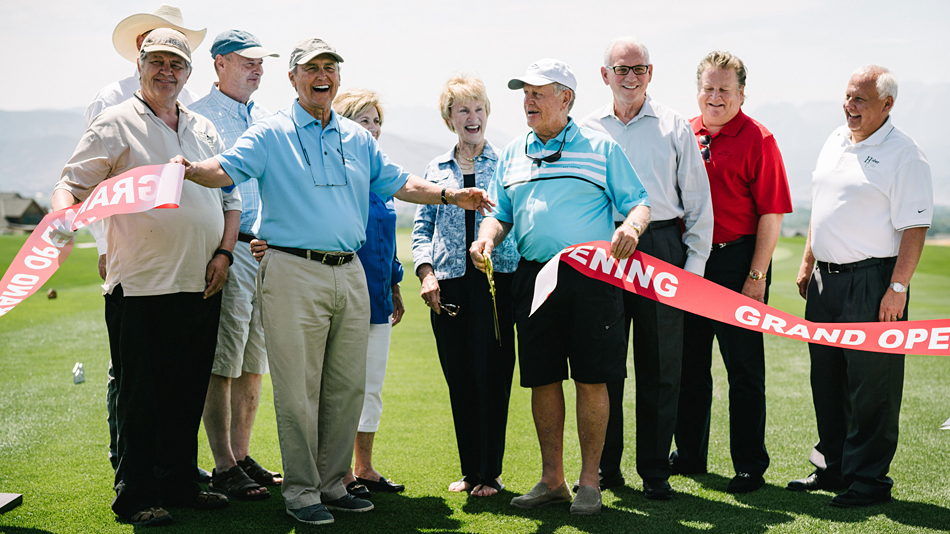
[580,36,713,500]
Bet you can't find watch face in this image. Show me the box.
[890,282,906,293]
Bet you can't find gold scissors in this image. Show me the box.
[485,255,501,345]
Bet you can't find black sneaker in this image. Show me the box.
[323,493,374,512]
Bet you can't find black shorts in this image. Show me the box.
[512,258,627,387]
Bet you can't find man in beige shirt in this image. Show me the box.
[52,29,239,527]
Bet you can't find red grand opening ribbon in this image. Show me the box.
[0,163,184,317]
[530,241,950,357]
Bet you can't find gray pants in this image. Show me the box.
[806,259,905,497]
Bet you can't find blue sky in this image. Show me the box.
[4,0,949,138]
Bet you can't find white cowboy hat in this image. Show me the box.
[112,4,206,63]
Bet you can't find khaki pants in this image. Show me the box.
[258,249,369,509]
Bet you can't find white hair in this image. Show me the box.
[603,36,651,67]
[552,82,575,112]
[852,64,898,101]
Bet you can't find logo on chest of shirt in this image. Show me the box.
[863,155,880,169]
[194,130,216,151]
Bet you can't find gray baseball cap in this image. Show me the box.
[508,58,577,91]
[288,37,344,71]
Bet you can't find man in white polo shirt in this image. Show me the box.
[789,65,932,508]
[580,36,713,500]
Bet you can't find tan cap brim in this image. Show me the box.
[141,43,191,63]
[291,49,344,70]
[113,13,206,63]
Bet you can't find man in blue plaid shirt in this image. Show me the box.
[189,29,282,500]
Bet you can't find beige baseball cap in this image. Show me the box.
[140,28,192,63]
[112,4,206,63]
[288,38,344,71]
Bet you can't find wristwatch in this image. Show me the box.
[889,282,908,293]
[748,269,766,281]
[623,221,642,236]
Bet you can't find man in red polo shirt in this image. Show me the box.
[670,51,792,494]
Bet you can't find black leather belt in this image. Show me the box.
[238,232,256,244]
[817,257,896,274]
[270,245,355,266]
[713,234,752,249]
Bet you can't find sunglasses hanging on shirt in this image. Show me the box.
[292,116,349,186]
[699,134,711,163]
[525,125,570,166]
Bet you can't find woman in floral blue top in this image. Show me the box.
[411,74,520,498]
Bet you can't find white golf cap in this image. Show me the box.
[508,58,577,91]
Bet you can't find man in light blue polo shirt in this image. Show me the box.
[173,37,493,526]
[470,58,651,516]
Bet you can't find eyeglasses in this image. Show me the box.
[698,135,711,163]
[440,303,460,317]
[608,65,650,76]
[525,126,569,166]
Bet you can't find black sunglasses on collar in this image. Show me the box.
[525,125,570,166]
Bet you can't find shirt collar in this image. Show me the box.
[292,100,339,131]
[434,141,499,165]
[206,83,255,119]
[528,117,578,148]
[602,94,657,126]
[849,116,894,147]
[692,108,748,137]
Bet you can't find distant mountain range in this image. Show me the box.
[3,87,947,216]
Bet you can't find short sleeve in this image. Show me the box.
[487,155,514,224]
[749,135,793,215]
[606,142,650,216]
[56,129,113,202]
[890,153,933,230]
[368,136,409,198]
[215,122,270,186]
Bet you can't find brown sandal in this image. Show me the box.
[191,490,230,509]
[209,466,270,501]
[238,455,282,487]
[127,506,174,526]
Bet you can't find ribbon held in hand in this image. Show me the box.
[0,163,185,317]
[531,241,950,357]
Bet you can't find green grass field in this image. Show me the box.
[1,231,949,533]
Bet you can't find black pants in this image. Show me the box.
[431,266,515,485]
[675,237,771,476]
[107,285,221,518]
[806,260,905,497]
[602,222,686,481]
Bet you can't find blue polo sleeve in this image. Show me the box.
[368,136,409,199]
[487,152,514,225]
[215,121,270,187]
[606,142,650,216]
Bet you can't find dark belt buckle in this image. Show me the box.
[827,263,841,274]
[322,253,346,266]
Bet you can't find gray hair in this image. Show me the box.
[852,64,898,101]
[603,36,651,67]
[552,82,575,112]
[138,49,192,75]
